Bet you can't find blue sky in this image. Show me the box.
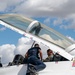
[0,0,75,64]
[0,25,22,45]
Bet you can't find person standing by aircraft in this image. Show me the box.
[25,43,46,74]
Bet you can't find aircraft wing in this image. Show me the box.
[0,14,74,60]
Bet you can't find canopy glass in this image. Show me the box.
[0,14,74,49]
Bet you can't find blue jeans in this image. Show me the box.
[28,56,46,72]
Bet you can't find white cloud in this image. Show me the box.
[0,44,16,64]
[0,0,74,17]
[53,18,63,26]
[0,37,33,65]
[44,18,51,26]
[18,37,33,45]
[0,27,6,31]
[12,0,69,17]
[43,14,75,30]
[62,14,75,29]
[0,0,25,12]
[14,37,33,56]
[44,18,63,27]
[67,36,75,42]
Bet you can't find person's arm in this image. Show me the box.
[25,51,28,58]
[39,50,43,61]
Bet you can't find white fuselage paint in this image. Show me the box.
[0,61,75,75]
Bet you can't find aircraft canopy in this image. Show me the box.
[0,14,74,49]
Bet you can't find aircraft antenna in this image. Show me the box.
[31,41,35,48]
